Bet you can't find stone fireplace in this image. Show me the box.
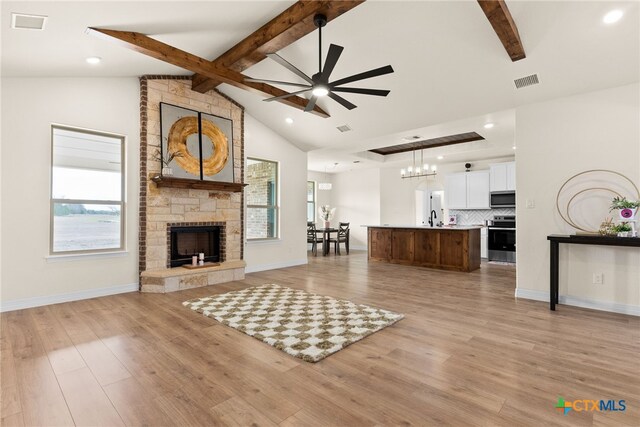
[138,76,245,293]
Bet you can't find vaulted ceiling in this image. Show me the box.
[2,1,638,172]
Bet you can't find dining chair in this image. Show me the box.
[307,222,323,256]
[332,222,350,255]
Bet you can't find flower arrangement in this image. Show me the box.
[613,223,632,232]
[609,196,639,222]
[609,196,640,211]
[318,205,336,221]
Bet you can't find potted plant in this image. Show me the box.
[152,149,183,176]
[612,222,632,237]
[609,196,640,221]
[318,205,336,229]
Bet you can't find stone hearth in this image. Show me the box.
[138,76,245,292]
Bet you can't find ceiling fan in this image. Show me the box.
[245,14,394,112]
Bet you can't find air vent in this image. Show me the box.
[514,74,539,89]
[336,124,352,133]
[11,13,47,30]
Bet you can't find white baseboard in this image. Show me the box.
[0,283,139,313]
[515,288,640,316]
[514,288,549,302]
[349,245,367,251]
[245,258,308,274]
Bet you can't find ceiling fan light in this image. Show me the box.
[312,86,329,97]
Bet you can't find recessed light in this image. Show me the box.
[86,56,101,64]
[603,9,623,24]
[483,123,494,129]
[285,117,294,124]
[512,146,517,150]
[437,155,444,160]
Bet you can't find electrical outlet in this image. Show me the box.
[593,273,603,285]
[526,199,535,209]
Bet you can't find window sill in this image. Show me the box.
[45,251,129,263]
[246,238,282,245]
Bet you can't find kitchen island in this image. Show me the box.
[366,225,481,272]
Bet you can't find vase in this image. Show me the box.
[324,220,330,229]
[162,166,173,176]
[617,231,629,237]
[618,208,637,221]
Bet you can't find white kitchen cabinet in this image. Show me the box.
[466,170,490,209]
[445,171,490,210]
[481,227,488,259]
[445,173,467,209]
[490,161,516,192]
[507,162,516,191]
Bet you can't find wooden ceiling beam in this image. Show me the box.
[477,0,526,61]
[87,28,329,118]
[191,0,365,93]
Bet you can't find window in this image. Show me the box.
[50,125,125,254]
[307,181,316,223]
[246,158,278,239]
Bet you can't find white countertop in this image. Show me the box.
[363,225,484,230]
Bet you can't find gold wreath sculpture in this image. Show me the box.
[167,116,229,176]
[556,169,640,233]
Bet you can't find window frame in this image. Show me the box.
[49,124,126,255]
[246,157,279,241]
[307,180,316,223]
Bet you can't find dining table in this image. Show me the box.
[315,227,339,256]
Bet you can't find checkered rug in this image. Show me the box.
[183,284,404,363]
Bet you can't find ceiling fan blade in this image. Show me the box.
[266,53,314,84]
[320,44,344,82]
[328,92,357,110]
[245,77,311,88]
[330,65,394,87]
[332,87,390,97]
[264,88,312,102]
[304,95,318,112]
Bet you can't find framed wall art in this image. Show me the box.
[160,102,234,183]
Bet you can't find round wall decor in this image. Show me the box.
[556,169,640,233]
[167,116,229,176]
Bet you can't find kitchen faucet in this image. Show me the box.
[428,210,437,227]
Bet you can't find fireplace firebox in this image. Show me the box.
[169,225,222,267]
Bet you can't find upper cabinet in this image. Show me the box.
[445,170,490,210]
[445,173,467,209]
[489,161,516,192]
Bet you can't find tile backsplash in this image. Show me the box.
[449,208,516,225]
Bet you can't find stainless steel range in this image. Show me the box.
[488,215,516,263]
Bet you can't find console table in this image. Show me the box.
[547,234,640,311]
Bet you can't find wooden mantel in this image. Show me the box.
[151,175,247,192]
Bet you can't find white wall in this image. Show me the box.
[516,83,640,314]
[1,77,140,310]
[331,168,381,249]
[244,114,308,272]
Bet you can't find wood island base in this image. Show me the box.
[367,226,481,272]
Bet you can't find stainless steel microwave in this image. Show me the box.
[490,191,516,208]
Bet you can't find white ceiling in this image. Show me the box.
[2,1,639,173]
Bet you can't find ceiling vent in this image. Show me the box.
[11,13,47,30]
[401,135,422,142]
[336,124,352,133]
[514,74,539,89]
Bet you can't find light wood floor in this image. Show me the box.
[1,252,639,426]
